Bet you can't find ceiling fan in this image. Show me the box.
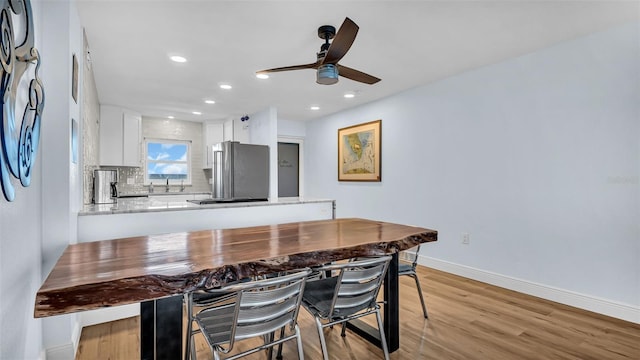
[257,17,381,85]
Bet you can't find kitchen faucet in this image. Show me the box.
[180,180,185,192]
[165,178,170,192]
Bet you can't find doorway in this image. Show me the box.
[278,142,300,197]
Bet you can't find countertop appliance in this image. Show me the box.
[93,169,118,204]
[211,141,269,202]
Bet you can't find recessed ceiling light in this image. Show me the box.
[192,111,202,115]
[167,116,175,119]
[310,106,320,111]
[170,55,187,63]
[220,84,232,90]
[204,100,216,104]
[344,93,355,98]
[256,73,269,79]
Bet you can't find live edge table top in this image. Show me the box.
[34,218,437,318]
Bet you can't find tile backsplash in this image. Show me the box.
[84,116,212,203]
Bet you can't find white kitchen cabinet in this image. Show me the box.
[223,119,233,141]
[122,112,141,166]
[99,105,141,167]
[223,118,249,143]
[202,121,224,168]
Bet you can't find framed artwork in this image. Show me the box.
[338,120,381,182]
[72,53,78,103]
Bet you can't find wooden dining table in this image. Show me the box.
[35,217,437,359]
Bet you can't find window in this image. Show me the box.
[145,139,191,185]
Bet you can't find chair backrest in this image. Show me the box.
[190,268,310,352]
[323,256,391,319]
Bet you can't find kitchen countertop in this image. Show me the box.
[117,191,212,197]
[80,197,335,216]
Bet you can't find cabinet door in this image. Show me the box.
[233,118,250,143]
[99,105,123,166]
[205,123,224,145]
[122,113,141,166]
[204,122,224,167]
[223,119,233,142]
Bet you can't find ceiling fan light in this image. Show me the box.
[316,64,339,85]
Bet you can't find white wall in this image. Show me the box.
[278,118,306,138]
[305,23,640,321]
[0,0,84,358]
[0,7,45,360]
[249,107,279,200]
[39,0,84,358]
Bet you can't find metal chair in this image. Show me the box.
[399,245,428,318]
[184,268,311,360]
[301,256,392,360]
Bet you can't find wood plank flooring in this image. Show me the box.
[75,267,640,359]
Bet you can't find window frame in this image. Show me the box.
[144,138,192,185]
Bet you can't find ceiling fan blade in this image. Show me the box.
[257,62,319,74]
[322,17,359,65]
[337,65,381,84]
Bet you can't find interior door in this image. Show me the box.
[278,142,299,197]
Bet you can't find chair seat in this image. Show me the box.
[397,263,414,275]
[301,277,337,318]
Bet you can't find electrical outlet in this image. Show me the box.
[462,233,470,245]
[127,177,134,185]
[208,178,213,184]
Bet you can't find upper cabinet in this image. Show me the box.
[202,118,251,168]
[223,117,249,144]
[202,121,224,168]
[99,105,141,167]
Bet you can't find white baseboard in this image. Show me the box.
[72,320,81,356]
[42,306,139,360]
[43,318,82,360]
[79,303,140,328]
[44,344,74,360]
[419,256,640,324]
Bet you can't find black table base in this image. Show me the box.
[141,295,183,360]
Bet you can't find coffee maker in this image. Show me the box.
[93,169,118,204]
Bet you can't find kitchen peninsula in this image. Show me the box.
[76,196,335,326]
[79,196,334,241]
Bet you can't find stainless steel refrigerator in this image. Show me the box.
[212,141,269,201]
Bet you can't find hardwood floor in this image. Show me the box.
[75,267,640,359]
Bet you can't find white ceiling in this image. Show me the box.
[76,1,639,122]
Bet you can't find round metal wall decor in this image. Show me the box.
[0,0,44,202]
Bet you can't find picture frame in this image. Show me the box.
[72,53,78,104]
[338,119,381,182]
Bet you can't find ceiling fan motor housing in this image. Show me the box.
[317,64,339,85]
[318,25,336,40]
